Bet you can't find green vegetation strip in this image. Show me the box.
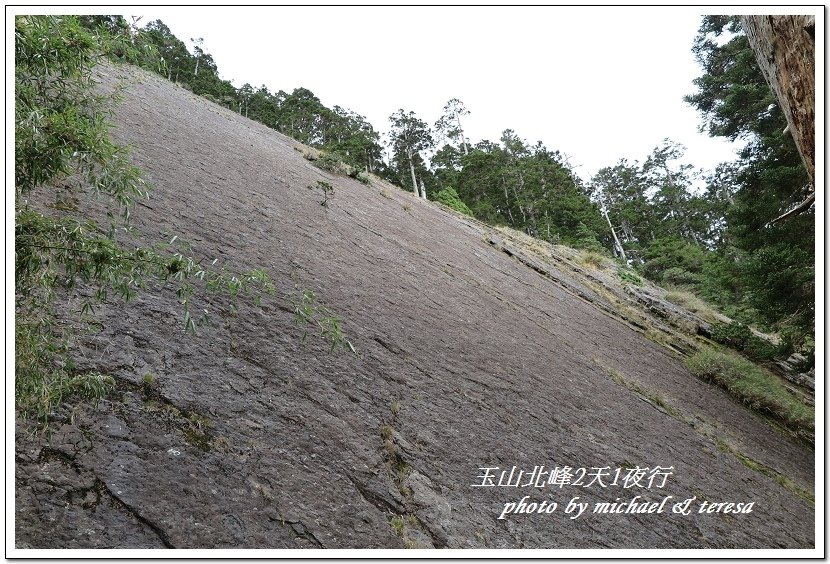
[685,349,814,438]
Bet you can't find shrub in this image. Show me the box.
[580,251,605,269]
[710,321,752,348]
[289,288,356,354]
[660,266,701,287]
[710,322,778,361]
[641,237,708,282]
[314,180,334,208]
[618,269,643,286]
[16,320,115,424]
[434,187,473,216]
[390,516,405,537]
[312,151,352,176]
[309,150,370,184]
[351,169,370,184]
[317,152,346,173]
[777,323,815,364]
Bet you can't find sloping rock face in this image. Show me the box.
[15,64,814,550]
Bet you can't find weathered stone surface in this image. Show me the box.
[15,63,814,550]
[776,355,816,391]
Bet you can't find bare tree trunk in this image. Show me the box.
[602,204,627,262]
[544,209,551,240]
[508,169,528,225]
[742,15,815,185]
[456,113,469,155]
[501,175,516,224]
[513,190,527,224]
[407,150,419,196]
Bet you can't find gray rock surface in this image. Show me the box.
[15,63,814,550]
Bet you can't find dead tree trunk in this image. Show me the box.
[742,15,815,214]
[601,204,627,262]
[407,149,419,196]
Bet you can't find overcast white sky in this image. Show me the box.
[117,7,754,182]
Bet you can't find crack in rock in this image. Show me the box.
[96,478,175,548]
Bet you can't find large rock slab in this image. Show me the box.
[15,63,814,550]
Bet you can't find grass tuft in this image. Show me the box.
[663,289,722,324]
[579,251,606,269]
[390,516,405,537]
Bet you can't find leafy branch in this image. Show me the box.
[16,209,274,333]
[289,288,356,354]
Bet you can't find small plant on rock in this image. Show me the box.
[352,170,371,185]
[390,516,405,537]
[312,151,352,175]
[315,180,335,208]
[289,288,357,354]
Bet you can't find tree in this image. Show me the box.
[437,129,605,247]
[140,18,384,175]
[574,222,606,253]
[685,15,814,344]
[741,16,815,184]
[435,98,470,155]
[642,140,704,245]
[237,83,253,117]
[191,36,204,75]
[431,143,463,191]
[325,106,383,173]
[498,130,532,228]
[388,109,434,197]
[589,139,736,292]
[142,19,191,82]
[451,143,512,224]
[244,85,279,126]
[274,87,328,144]
[589,160,650,260]
[599,200,627,261]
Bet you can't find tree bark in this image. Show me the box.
[742,15,815,186]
